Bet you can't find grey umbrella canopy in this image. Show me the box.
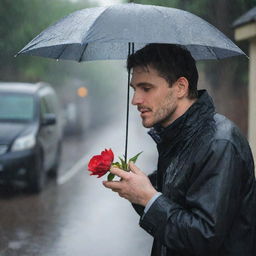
[17,3,245,162]
[18,3,245,61]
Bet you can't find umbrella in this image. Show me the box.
[17,3,245,161]
[17,3,244,61]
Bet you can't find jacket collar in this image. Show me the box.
[148,90,215,144]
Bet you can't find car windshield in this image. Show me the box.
[0,93,35,122]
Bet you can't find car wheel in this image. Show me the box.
[27,152,45,193]
[48,143,61,179]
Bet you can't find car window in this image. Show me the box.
[0,93,34,122]
[47,94,58,115]
[40,94,58,115]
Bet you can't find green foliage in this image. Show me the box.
[0,0,90,81]
[2,0,255,134]
[119,156,128,171]
[107,173,115,181]
[0,0,126,131]
[129,151,143,164]
[108,152,143,181]
[127,0,255,132]
[126,0,255,89]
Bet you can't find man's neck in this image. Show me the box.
[161,97,197,128]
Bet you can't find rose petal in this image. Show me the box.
[101,149,114,162]
[88,148,114,178]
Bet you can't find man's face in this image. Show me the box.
[130,65,179,128]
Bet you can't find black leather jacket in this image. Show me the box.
[134,90,256,256]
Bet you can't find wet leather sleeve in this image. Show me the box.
[148,170,157,187]
[139,140,245,255]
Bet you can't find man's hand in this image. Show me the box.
[103,162,157,206]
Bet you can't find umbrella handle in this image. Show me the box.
[125,42,135,164]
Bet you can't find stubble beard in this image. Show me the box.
[142,93,177,128]
[142,106,176,128]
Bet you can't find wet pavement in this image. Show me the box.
[0,115,157,256]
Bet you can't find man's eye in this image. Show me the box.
[143,87,151,92]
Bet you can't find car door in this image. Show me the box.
[39,94,57,171]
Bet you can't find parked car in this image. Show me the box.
[62,102,89,136]
[0,82,63,193]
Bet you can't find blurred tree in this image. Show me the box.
[0,0,84,81]
[0,0,126,128]
[128,0,256,134]
[2,0,255,132]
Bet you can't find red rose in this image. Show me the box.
[88,149,114,178]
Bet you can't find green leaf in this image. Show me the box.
[112,162,121,168]
[107,173,115,181]
[129,151,143,164]
[118,156,127,171]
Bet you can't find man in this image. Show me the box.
[103,44,256,256]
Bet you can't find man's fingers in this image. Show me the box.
[103,180,121,190]
[110,167,130,179]
[129,161,141,174]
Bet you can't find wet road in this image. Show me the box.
[0,115,158,256]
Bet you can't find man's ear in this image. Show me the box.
[175,77,189,98]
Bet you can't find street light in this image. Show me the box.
[77,86,88,98]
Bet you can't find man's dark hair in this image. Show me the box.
[127,44,198,99]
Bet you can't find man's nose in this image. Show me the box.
[131,92,143,105]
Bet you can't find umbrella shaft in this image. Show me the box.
[125,42,134,164]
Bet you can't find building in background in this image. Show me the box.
[233,7,256,164]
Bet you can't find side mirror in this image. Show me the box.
[42,113,57,126]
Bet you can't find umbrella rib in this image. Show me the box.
[56,44,69,60]
[16,40,43,56]
[82,6,109,41]
[206,46,219,59]
[78,43,88,62]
